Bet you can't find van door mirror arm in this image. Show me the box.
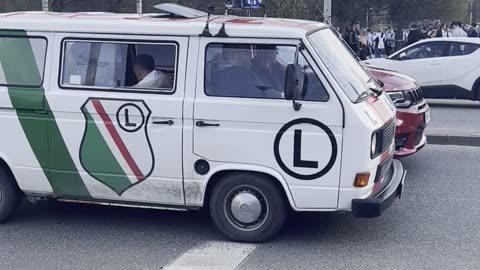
[290,44,305,111]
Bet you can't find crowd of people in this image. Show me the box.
[344,20,480,60]
[344,21,397,60]
[405,21,479,46]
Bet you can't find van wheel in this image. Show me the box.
[0,167,20,223]
[209,172,288,242]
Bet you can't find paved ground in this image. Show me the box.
[426,99,480,135]
[0,145,479,270]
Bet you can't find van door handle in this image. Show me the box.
[35,109,48,114]
[153,120,174,125]
[196,121,220,127]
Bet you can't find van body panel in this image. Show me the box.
[0,31,54,194]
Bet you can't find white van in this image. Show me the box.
[0,5,405,242]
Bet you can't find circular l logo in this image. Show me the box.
[273,118,338,180]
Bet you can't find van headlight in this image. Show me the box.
[371,133,378,156]
[387,91,411,108]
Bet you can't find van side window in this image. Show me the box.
[61,40,177,92]
[0,36,47,87]
[205,43,329,102]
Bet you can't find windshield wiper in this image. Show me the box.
[355,91,371,103]
[366,77,383,96]
[370,87,383,96]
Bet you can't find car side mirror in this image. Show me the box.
[284,64,304,111]
[399,52,407,60]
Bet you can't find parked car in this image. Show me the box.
[364,37,480,101]
[367,67,431,158]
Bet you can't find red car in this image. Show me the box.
[367,67,431,158]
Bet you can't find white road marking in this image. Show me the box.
[163,241,256,270]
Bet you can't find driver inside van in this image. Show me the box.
[214,45,283,99]
[251,45,285,92]
[133,54,173,89]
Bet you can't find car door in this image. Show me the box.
[388,41,448,87]
[191,38,344,209]
[46,33,188,205]
[441,41,480,97]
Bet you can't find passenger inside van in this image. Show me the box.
[133,54,173,89]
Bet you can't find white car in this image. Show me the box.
[364,37,480,101]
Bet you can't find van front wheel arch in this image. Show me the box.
[0,161,21,223]
[209,172,288,242]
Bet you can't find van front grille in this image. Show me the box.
[380,120,395,154]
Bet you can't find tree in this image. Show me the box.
[388,0,469,30]
[0,0,471,31]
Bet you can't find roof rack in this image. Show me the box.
[153,3,207,19]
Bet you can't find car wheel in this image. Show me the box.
[209,172,288,242]
[476,84,480,101]
[473,79,480,101]
[0,166,21,223]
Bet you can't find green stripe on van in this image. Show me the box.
[0,30,91,197]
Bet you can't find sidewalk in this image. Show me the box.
[426,99,480,147]
[427,130,480,147]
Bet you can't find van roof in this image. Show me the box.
[0,12,327,39]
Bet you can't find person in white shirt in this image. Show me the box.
[385,28,396,56]
[450,21,468,37]
[366,28,375,58]
[374,32,385,58]
[133,54,173,89]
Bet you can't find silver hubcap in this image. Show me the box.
[230,192,262,224]
[225,185,269,231]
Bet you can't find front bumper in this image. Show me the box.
[351,159,406,218]
[394,102,430,158]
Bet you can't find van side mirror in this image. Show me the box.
[399,52,407,60]
[284,63,304,111]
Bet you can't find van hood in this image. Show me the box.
[366,66,418,92]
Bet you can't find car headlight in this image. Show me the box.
[371,133,378,156]
[387,91,411,108]
[387,91,404,102]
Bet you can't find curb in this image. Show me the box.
[427,133,480,147]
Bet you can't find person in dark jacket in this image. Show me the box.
[346,21,360,56]
[435,23,446,37]
[466,23,479,38]
[407,24,424,46]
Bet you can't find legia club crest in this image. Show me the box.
[80,98,154,195]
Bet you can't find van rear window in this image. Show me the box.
[61,40,177,92]
[0,36,47,87]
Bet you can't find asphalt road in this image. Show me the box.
[427,99,480,135]
[1,145,480,270]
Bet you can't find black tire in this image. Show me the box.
[0,166,21,223]
[474,80,480,101]
[209,172,288,242]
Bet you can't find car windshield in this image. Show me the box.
[308,28,373,102]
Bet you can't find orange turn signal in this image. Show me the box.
[354,173,370,187]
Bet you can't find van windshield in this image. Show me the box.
[308,28,373,102]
